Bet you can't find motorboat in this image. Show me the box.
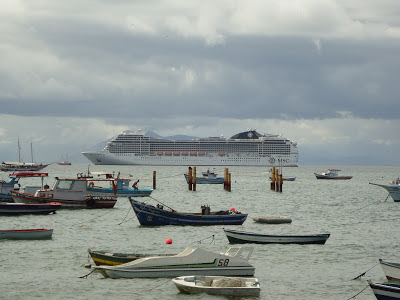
[369,180,400,202]
[129,198,247,226]
[223,229,330,245]
[0,202,61,215]
[379,259,400,281]
[11,174,117,209]
[95,246,255,278]
[314,169,352,180]
[184,170,224,184]
[0,228,53,240]
[87,172,152,197]
[368,281,400,299]
[172,275,260,297]
[88,249,174,266]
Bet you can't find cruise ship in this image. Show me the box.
[81,129,298,167]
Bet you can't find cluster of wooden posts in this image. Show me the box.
[270,166,283,192]
[186,167,232,192]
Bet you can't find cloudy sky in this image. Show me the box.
[1,0,399,165]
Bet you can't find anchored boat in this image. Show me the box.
[95,246,255,278]
[0,228,53,240]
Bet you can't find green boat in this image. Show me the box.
[88,249,173,266]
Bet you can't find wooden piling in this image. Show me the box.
[275,168,279,191]
[188,167,193,191]
[224,168,229,190]
[193,167,196,191]
[279,173,283,192]
[270,167,275,190]
[227,172,231,192]
[153,171,156,189]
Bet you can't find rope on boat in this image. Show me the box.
[191,234,215,245]
[147,195,176,212]
[347,283,370,299]
[351,263,379,280]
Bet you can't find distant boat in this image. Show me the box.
[0,228,53,240]
[368,280,400,300]
[129,198,248,226]
[184,170,224,184]
[0,138,49,171]
[314,169,352,180]
[223,229,330,245]
[57,154,71,165]
[369,179,400,202]
[172,275,261,297]
[0,202,61,215]
[379,259,400,281]
[269,176,296,181]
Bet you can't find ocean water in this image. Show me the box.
[1,164,399,300]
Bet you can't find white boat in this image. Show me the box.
[172,275,260,297]
[82,129,298,166]
[379,259,400,280]
[0,228,53,240]
[184,170,224,184]
[370,180,400,202]
[314,169,352,180]
[95,246,255,278]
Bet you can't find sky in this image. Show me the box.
[1,0,399,165]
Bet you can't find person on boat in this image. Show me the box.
[396,178,400,185]
[132,180,139,190]
[44,184,50,189]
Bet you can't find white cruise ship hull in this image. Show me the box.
[82,151,297,167]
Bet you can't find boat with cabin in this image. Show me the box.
[95,246,255,278]
[314,169,352,180]
[184,170,224,184]
[11,174,117,209]
[172,275,261,297]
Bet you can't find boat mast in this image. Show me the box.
[18,137,21,162]
[31,140,34,163]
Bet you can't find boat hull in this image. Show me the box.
[0,229,53,240]
[11,191,116,209]
[172,276,260,297]
[380,259,400,281]
[0,202,61,215]
[369,281,400,300]
[87,187,152,197]
[184,174,224,184]
[314,173,352,180]
[129,199,247,226]
[82,151,298,167]
[370,183,400,202]
[98,266,255,279]
[224,229,330,244]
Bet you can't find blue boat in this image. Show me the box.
[0,202,61,215]
[368,281,400,300]
[129,198,247,226]
[87,174,152,197]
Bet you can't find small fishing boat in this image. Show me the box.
[368,281,400,300]
[223,229,330,245]
[129,198,247,226]
[0,228,53,240]
[95,246,255,278]
[314,169,352,180]
[88,249,174,266]
[87,172,152,197]
[253,216,292,224]
[172,275,261,297]
[369,180,400,202]
[11,174,117,209]
[0,202,61,215]
[379,259,400,281]
[184,170,224,184]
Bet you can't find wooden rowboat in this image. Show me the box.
[0,202,61,215]
[172,275,260,297]
[0,228,53,240]
[223,229,330,245]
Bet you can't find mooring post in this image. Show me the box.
[275,168,279,191]
[271,167,275,190]
[228,172,231,192]
[188,167,193,190]
[153,171,156,190]
[279,173,283,192]
[193,166,196,192]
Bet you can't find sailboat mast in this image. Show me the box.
[18,137,21,162]
[31,141,34,163]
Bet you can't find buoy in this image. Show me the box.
[80,224,84,227]
[230,207,236,211]
[166,238,173,244]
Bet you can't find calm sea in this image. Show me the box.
[1,164,399,300]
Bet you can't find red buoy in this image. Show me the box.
[166,238,173,244]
